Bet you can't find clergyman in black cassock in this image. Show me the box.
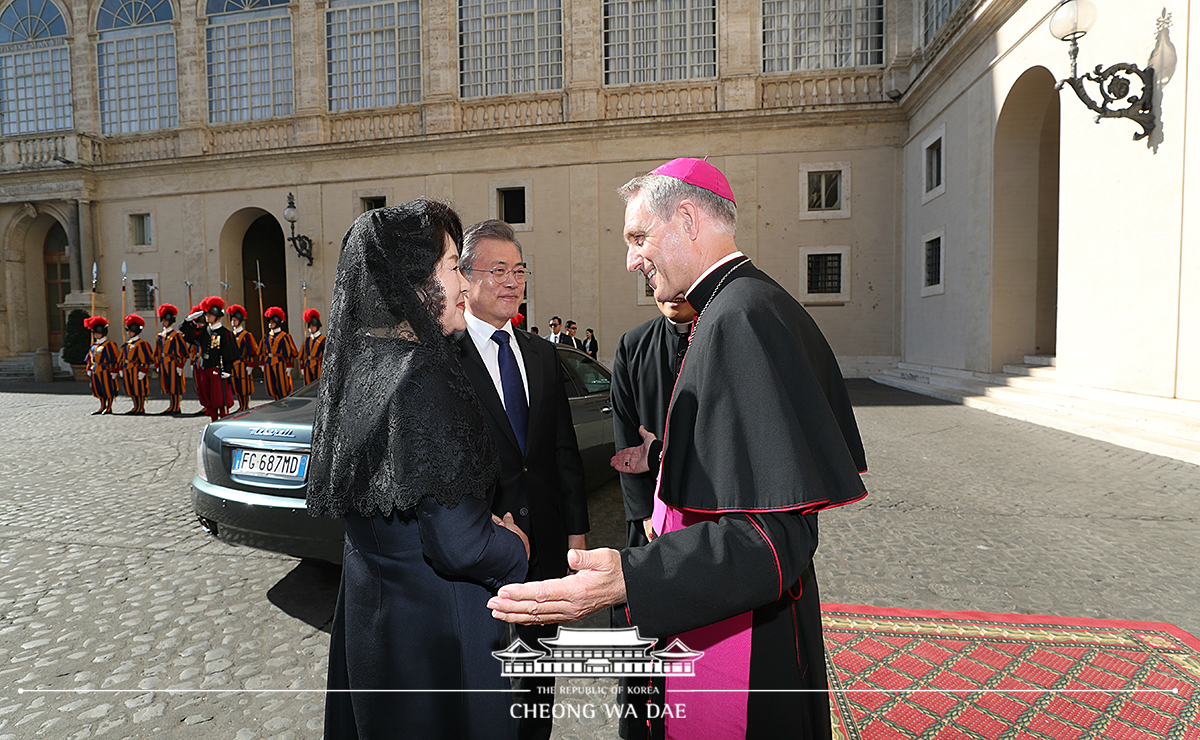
[487,158,868,740]
[609,299,694,740]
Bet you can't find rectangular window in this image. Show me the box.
[498,188,526,224]
[807,171,841,211]
[131,214,152,246]
[207,13,294,123]
[925,138,942,192]
[97,28,178,134]
[361,196,387,212]
[762,0,884,73]
[925,237,941,288]
[922,124,946,203]
[327,0,421,111]
[923,0,959,45]
[459,0,563,98]
[602,0,716,86]
[132,279,155,311]
[921,228,945,297]
[807,253,842,294]
[799,245,851,304]
[799,162,851,220]
[0,42,73,135]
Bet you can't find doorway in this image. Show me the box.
[241,215,288,338]
[43,222,70,351]
[992,66,1060,370]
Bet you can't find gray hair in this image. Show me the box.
[618,174,737,236]
[462,219,524,272]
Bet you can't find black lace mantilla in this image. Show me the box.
[307,201,498,519]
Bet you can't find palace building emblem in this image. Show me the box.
[492,627,703,678]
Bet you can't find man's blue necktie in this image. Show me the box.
[491,330,528,454]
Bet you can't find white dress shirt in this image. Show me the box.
[464,309,530,409]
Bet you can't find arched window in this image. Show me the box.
[96,0,178,134]
[326,0,421,111]
[206,0,293,123]
[0,0,74,135]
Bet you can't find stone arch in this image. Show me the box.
[991,66,1060,371]
[3,204,70,355]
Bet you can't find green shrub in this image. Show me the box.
[62,308,91,366]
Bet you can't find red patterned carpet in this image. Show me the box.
[822,604,1200,739]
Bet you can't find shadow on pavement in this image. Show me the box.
[268,558,342,633]
[846,378,952,407]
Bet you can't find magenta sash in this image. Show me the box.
[651,497,753,740]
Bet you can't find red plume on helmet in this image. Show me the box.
[124,314,145,331]
[190,305,203,315]
[264,306,286,323]
[303,308,321,325]
[83,316,109,331]
[227,304,247,321]
[201,296,226,315]
[157,303,178,320]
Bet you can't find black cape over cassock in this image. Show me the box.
[619,255,867,740]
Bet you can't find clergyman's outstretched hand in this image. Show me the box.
[488,548,626,625]
[610,425,656,474]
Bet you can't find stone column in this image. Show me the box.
[566,0,601,122]
[79,199,95,284]
[422,2,459,133]
[67,200,82,292]
[721,0,760,111]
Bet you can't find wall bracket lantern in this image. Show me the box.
[283,193,314,266]
[1050,0,1155,141]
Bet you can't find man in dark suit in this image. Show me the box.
[564,320,586,350]
[454,219,589,740]
[547,316,565,344]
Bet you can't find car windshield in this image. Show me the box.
[292,382,320,398]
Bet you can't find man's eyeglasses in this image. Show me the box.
[463,266,530,283]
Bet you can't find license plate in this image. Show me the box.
[232,449,309,480]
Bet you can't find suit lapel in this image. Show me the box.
[456,332,522,454]
[516,331,544,445]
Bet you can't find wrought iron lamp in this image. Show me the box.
[283,193,314,266]
[1050,0,1155,141]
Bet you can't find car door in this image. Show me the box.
[555,347,616,488]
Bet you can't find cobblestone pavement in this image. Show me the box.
[0,380,1196,739]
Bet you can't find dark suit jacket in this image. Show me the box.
[454,328,589,581]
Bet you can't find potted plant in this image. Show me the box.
[62,308,91,382]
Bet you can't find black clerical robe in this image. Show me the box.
[612,315,690,533]
[619,257,867,740]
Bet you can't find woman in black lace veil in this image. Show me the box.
[308,199,529,740]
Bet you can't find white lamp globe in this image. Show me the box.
[1049,0,1097,41]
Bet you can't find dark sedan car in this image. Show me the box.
[191,344,615,563]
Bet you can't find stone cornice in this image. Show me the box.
[43,104,907,187]
[901,0,1030,114]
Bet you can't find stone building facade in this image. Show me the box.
[1,0,1196,409]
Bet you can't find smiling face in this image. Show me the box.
[463,237,524,329]
[624,191,702,304]
[433,233,469,335]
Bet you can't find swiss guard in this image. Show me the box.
[83,316,120,415]
[121,314,154,415]
[261,306,298,400]
[227,303,259,413]
[155,303,189,415]
[182,296,238,421]
[300,308,325,385]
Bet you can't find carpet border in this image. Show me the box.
[821,602,1200,652]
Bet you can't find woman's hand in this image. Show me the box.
[494,512,530,559]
